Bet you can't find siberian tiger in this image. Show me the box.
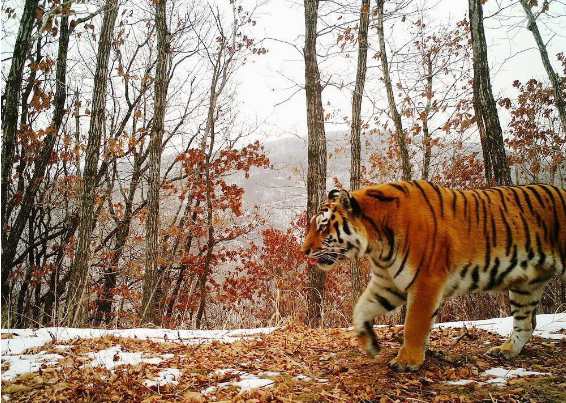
[302,181,566,371]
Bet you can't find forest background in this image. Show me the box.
[1,0,565,331]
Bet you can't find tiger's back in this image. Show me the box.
[381,181,566,295]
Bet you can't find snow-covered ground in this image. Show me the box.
[1,313,564,391]
[1,326,274,383]
[445,367,549,386]
[434,313,566,340]
[202,369,276,395]
[1,326,275,356]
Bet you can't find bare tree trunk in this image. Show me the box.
[1,0,39,314]
[469,0,511,186]
[141,0,170,325]
[304,0,328,328]
[195,88,219,330]
[14,207,37,327]
[31,203,47,324]
[519,0,566,133]
[190,2,238,327]
[195,180,214,329]
[3,15,71,326]
[1,0,38,230]
[421,55,433,180]
[473,91,493,184]
[165,204,200,320]
[65,0,119,326]
[74,88,82,173]
[94,153,143,325]
[194,52,224,330]
[350,0,370,306]
[375,0,412,181]
[375,0,411,324]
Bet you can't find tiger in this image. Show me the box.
[302,180,566,371]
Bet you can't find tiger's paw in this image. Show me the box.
[388,347,424,372]
[356,322,380,357]
[357,334,380,357]
[487,342,520,359]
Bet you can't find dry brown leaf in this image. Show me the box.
[181,391,205,402]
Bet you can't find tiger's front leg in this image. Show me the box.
[353,274,406,357]
[389,276,444,372]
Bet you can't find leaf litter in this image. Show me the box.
[1,313,565,402]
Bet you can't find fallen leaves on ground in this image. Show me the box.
[2,324,565,402]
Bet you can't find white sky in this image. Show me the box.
[1,0,564,142]
[235,0,566,140]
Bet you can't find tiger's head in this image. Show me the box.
[302,189,369,271]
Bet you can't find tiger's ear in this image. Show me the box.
[328,189,360,215]
[328,189,349,205]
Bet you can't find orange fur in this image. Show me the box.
[303,181,566,370]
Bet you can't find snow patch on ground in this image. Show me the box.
[202,368,275,395]
[0,326,274,381]
[294,374,329,383]
[481,367,547,385]
[258,371,280,377]
[445,367,548,387]
[435,313,566,340]
[1,314,564,384]
[0,345,174,381]
[1,352,63,381]
[232,374,275,391]
[445,379,477,386]
[144,368,182,388]
[85,345,167,370]
[0,326,275,356]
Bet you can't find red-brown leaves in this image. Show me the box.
[501,76,564,179]
[3,325,564,402]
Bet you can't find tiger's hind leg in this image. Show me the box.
[353,274,406,357]
[487,286,545,359]
[425,305,442,349]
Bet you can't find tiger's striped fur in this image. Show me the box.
[302,181,566,371]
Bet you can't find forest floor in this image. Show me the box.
[1,314,565,402]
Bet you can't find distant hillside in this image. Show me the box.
[240,130,387,229]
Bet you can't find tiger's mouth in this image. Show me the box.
[306,251,342,268]
[317,255,337,265]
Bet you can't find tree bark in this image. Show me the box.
[2,14,71,323]
[141,0,170,325]
[195,166,214,329]
[165,202,200,320]
[350,0,370,306]
[421,55,433,180]
[14,206,37,327]
[194,48,224,331]
[375,0,411,324]
[94,151,143,325]
[65,0,119,326]
[469,0,511,186]
[1,0,39,313]
[519,0,566,133]
[1,0,38,237]
[304,0,328,327]
[193,146,215,330]
[375,0,411,181]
